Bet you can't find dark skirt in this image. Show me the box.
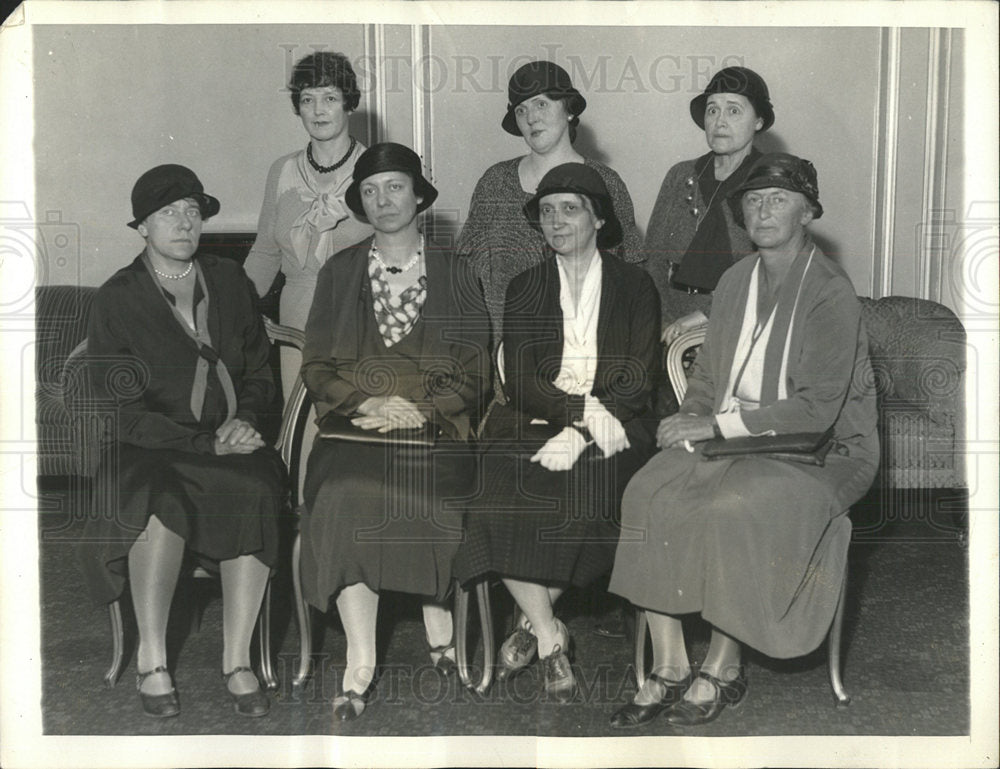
[301,434,475,610]
[78,444,287,607]
[454,406,652,588]
[609,446,878,659]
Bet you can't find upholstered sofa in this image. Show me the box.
[36,263,966,491]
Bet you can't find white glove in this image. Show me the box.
[530,426,588,472]
[661,310,709,345]
[583,396,630,458]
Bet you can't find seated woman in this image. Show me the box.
[454,163,662,702]
[609,153,879,728]
[299,143,490,721]
[78,165,286,719]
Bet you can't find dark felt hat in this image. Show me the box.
[523,162,623,249]
[128,164,220,229]
[732,152,823,219]
[501,61,587,136]
[345,143,438,219]
[689,66,774,132]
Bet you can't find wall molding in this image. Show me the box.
[363,24,388,143]
[411,25,433,178]
[871,27,901,299]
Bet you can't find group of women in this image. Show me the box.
[78,51,878,731]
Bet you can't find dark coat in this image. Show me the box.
[301,236,491,441]
[501,251,664,446]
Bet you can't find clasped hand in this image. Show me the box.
[656,413,716,450]
[530,426,588,472]
[214,418,265,455]
[353,395,426,433]
[583,398,630,458]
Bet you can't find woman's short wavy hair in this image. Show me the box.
[289,51,361,114]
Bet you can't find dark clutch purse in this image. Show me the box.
[317,412,440,447]
[700,427,835,466]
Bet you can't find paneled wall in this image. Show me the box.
[33,23,964,311]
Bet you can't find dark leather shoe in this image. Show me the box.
[136,666,180,719]
[541,643,576,703]
[665,667,747,727]
[609,671,693,729]
[429,641,458,677]
[497,626,537,682]
[222,667,269,718]
[333,686,372,722]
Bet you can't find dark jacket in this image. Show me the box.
[301,236,491,441]
[502,252,664,446]
[87,252,274,455]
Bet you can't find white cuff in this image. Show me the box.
[715,411,751,439]
[583,394,609,422]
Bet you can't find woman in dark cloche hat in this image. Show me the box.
[644,66,777,347]
[298,142,490,722]
[454,163,663,703]
[455,59,644,354]
[609,153,878,728]
[79,164,285,719]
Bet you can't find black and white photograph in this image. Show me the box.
[1,1,997,767]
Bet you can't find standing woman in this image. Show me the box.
[456,60,643,346]
[244,51,373,398]
[644,66,774,343]
[79,165,285,718]
[300,144,490,721]
[454,164,661,702]
[609,154,878,728]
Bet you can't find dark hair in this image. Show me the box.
[289,51,361,114]
[550,93,582,143]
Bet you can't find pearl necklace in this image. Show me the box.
[370,235,423,275]
[307,137,357,174]
[153,261,194,280]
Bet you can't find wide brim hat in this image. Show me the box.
[523,162,623,249]
[128,164,220,229]
[501,60,587,136]
[345,142,438,219]
[731,152,823,219]
[689,66,775,132]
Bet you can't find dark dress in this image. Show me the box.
[299,239,490,609]
[455,157,643,344]
[454,254,663,588]
[78,253,286,606]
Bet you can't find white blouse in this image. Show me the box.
[553,249,603,397]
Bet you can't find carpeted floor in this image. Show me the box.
[37,477,969,737]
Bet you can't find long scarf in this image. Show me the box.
[141,254,237,424]
[673,147,760,290]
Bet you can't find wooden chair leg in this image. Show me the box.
[291,532,312,688]
[475,580,495,694]
[633,608,648,689]
[104,600,126,688]
[828,572,851,707]
[258,579,278,691]
[454,579,495,694]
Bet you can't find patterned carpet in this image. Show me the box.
[37,478,969,739]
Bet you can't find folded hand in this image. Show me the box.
[530,426,589,472]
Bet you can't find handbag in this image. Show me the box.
[700,427,835,466]
[317,412,440,447]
